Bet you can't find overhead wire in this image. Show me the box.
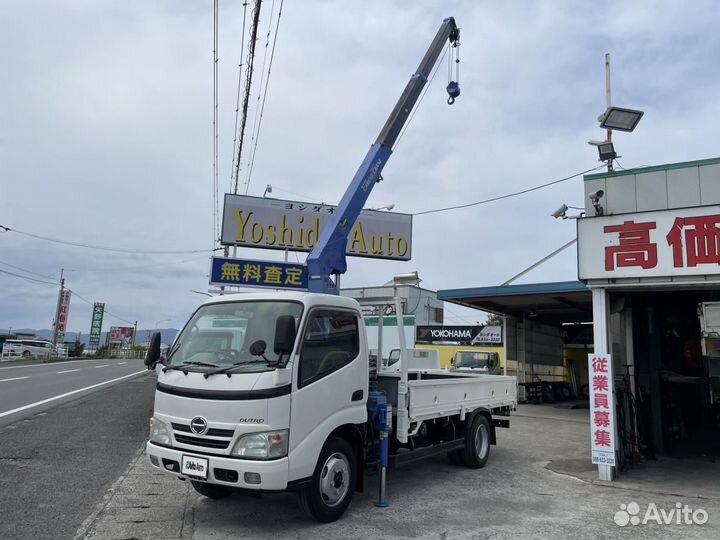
[0,259,56,280]
[229,1,250,193]
[412,165,606,216]
[245,0,284,192]
[0,224,223,254]
[69,288,135,325]
[0,268,57,287]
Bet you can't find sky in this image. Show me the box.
[2,0,720,332]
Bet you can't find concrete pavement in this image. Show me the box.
[78,404,720,539]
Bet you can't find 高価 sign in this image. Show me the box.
[221,194,412,261]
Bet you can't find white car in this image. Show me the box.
[2,339,55,358]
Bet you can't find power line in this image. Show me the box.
[68,289,135,325]
[245,0,284,192]
[0,268,57,286]
[0,224,222,254]
[0,259,56,280]
[412,165,605,216]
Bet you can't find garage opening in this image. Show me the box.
[619,289,720,462]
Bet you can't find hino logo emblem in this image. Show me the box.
[190,416,208,435]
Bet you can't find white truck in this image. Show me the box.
[144,291,516,522]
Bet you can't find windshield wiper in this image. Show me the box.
[163,361,219,373]
[203,359,278,379]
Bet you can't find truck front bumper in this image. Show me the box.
[146,441,289,490]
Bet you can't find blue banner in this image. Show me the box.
[210,257,308,290]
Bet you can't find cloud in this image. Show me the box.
[2,0,719,329]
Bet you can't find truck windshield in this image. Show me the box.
[166,301,303,371]
[455,352,490,369]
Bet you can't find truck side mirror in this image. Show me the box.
[274,315,296,355]
[145,332,161,370]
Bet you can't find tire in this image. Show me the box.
[447,449,464,466]
[580,384,590,400]
[541,384,555,403]
[190,480,232,499]
[22,351,31,358]
[298,436,356,522]
[461,415,491,469]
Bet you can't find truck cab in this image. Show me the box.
[450,350,500,374]
[146,292,369,520]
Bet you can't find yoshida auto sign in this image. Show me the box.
[416,326,503,344]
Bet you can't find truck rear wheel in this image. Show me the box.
[462,415,490,468]
[190,480,232,499]
[298,436,356,522]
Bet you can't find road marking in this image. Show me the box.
[0,358,116,371]
[0,370,147,419]
[57,369,82,374]
[118,362,127,365]
[95,364,110,368]
[0,376,29,383]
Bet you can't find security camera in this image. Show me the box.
[551,204,569,219]
[589,189,604,203]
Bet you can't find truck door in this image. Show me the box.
[288,308,367,479]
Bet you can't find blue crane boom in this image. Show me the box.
[306,17,460,294]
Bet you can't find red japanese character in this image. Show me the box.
[594,411,611,428]
[666,215,720,268]
[592,357,608,373]
[594,393,609,409]
[592,375,609,392]
[604,220,658,271]
[594,429,612,448]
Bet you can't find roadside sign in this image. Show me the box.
[220,194,412,261]
[89,302,104,348]
[588,354,616,466]
[210,257,308,290]
[56,290,72,343]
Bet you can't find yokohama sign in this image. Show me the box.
[416,325,503,344]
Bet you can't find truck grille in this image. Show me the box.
[171,422,235,450]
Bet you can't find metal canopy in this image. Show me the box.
[437,281,592,326]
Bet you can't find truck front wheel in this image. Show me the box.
[190,480,232,499]
[462,415,490,468]
[298,436,356,522]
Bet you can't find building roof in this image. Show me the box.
[437,281,592,326]
[584,156,720,181]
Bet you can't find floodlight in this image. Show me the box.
[263,184,273,197]
[599,106,644,132]
[597,142,617,161]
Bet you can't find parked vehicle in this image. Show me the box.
[144,292,517,522]
[450,350,501,374]
[383,347,442,371]
[1,339,55,358]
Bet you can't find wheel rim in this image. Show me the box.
[474,422,489,460]
[319,452,350,507]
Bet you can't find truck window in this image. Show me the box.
[299,309,359,387]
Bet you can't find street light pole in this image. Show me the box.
[605,53,613,173]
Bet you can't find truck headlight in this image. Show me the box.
[231,429,288,460]
[149,417,172,446]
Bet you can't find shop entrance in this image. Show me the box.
[628,289,720,460]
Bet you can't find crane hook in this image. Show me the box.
[446,81,460,105]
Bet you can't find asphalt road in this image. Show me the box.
[0,367,156,540]
[0,358,147,426]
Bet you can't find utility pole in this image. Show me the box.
[133,321,137,347]
[605,53,613,173]
[52,268,65,345]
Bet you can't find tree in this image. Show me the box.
[72,339,85,357]
[484,313,504,326]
